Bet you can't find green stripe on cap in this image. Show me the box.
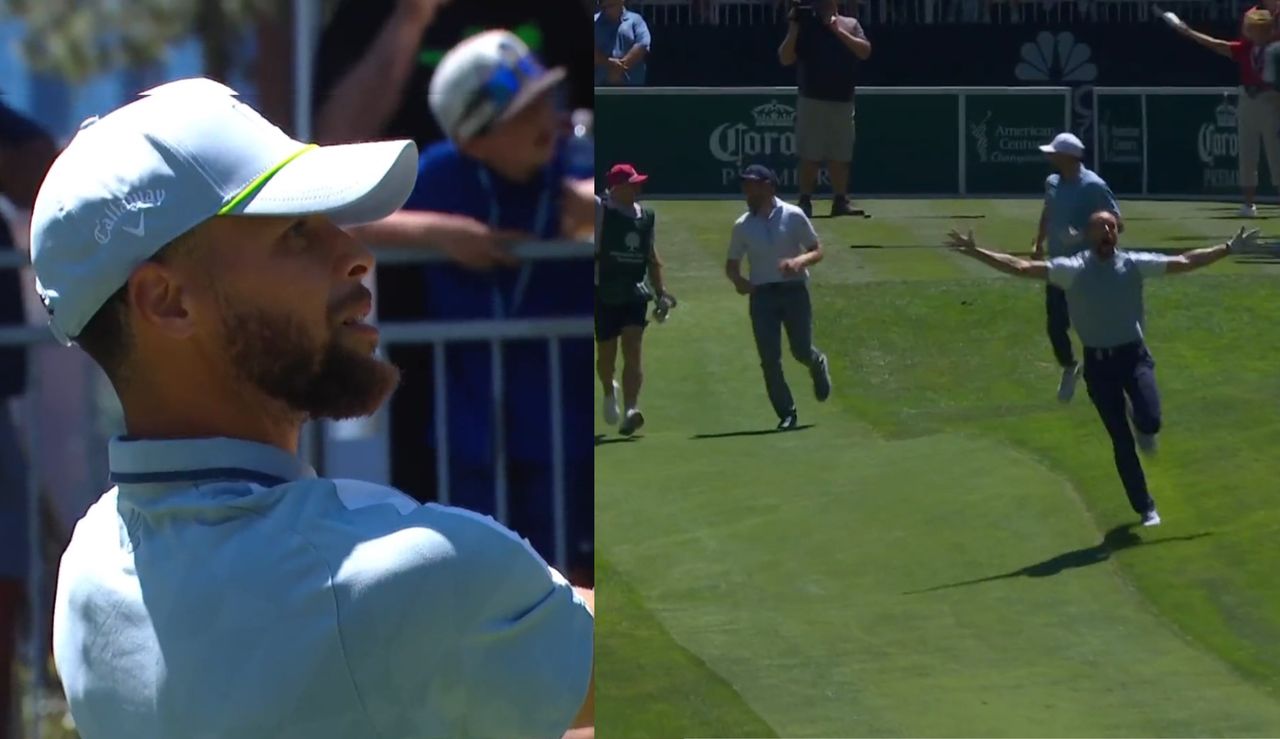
[217,144,319,216]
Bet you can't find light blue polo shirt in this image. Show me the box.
[52,437,593,739]
[1045,166,1121,258]
[1048,249,1174,349]
[593,9,651,85]
[727,197,820,285]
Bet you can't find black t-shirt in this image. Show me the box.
[0,100,44,398]
[312,0,594,151]
[794,16,863,103]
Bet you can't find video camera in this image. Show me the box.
[790,0,816,22]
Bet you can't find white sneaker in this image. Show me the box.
[1141,508,1162,527]
[1239,203,1258,218]
[602,381,620,426]
[1057,364,1080,403]
[619,408,645,437]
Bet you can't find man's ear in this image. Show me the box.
[127,262,198,340]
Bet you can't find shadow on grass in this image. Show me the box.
[904,524,1214,594]
[690,424,815,440]
[1235,254,1280,264]
[595,434,641,446]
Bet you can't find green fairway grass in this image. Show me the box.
[595,198,1280,738]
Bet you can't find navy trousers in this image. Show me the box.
[1082,341,1161,515]
[1046,284,1076,368]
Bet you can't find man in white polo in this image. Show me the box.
[33,78,593,739]
[726,164,832,430]
[1032,131,1123,403]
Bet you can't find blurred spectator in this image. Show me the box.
[595,0,653,85]
[778,0,872,217]
[313,0,593,149]
[1177,8,1280,216]
[312,0,593,507]
[349,32,596,585]
[0,96,56,739]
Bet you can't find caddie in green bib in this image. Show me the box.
[595,163,673,437]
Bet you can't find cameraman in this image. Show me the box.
[778,0,871,218]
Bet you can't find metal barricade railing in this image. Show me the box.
[0,240,591,735]
[631,0,1236,25]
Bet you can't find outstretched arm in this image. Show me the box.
[1164,228,1257,274]
[945,229,1049,279]
[1175,23,1233,58]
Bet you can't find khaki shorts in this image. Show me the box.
[795,95,856,163]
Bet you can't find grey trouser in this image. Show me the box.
[749,281,821,419]
[1236,87,1280,190]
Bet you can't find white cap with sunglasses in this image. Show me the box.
[428,30,567,142]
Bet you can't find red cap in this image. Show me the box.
[607,163,648,188]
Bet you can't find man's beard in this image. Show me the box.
[219,301,400,421]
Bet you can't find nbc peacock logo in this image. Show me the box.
[1014,31,1097,84]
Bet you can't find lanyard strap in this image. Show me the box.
[477,166,554,317]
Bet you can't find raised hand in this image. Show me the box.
[945,229,976,251]
[1227,226,1262,253]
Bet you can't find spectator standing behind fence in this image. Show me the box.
[0,97,55,739]
[353,31,597,587]
[1173,8,1279,217]
[778,0,872,219]
[594,0,651,86]
[312,0,594,510]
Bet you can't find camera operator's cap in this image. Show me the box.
[1038,132,1085,158]
[739,164,779,186]
[29,77,419,346]
[606,163,648,187]
[429,29,567,142]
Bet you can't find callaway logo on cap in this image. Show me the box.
[29,77,419,346]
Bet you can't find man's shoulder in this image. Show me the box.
[776,200,810,222]
[776,199,803,214]
[1046,172,1061,187]
[405,140,481,211]
[419,139,469,172]
[732,211,751,228]
[1081,168,1111,188]
[318,481,547,580]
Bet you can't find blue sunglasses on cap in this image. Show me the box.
[458,50,549,136]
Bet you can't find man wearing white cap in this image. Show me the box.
[1032,131,1122,403]
[33,78,593,738]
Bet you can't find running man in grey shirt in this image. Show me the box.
[947,211,1257,526]
[726,165,832,430]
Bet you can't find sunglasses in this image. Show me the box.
[458,51,548,136]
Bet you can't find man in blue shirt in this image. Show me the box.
[1032,132,1123,403]
[594,0,652,86]
[947,212,1256,527]
[32,77,593,738]
[356,31,596,586]
[0,95,56,739]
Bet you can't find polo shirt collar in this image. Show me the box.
[109,436,317,489]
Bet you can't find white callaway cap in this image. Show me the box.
[1038,132,1085,158]
[30,77,419,346]
[428,29,566,142]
